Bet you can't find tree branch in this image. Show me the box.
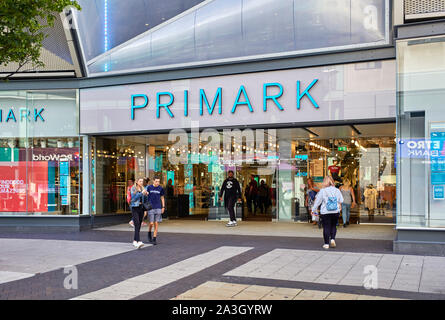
[2,56,33,81]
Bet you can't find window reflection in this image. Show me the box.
[84,0,389,75]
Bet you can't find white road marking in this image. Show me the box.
[72,246,253,300]
[0,271,34,285]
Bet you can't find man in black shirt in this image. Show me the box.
[219,170,242,227]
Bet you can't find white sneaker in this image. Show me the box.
[322,244,329,249]
[232,221,238,226]
[330,239,336,248]
[133,241,138,247]
[226,221,234,227]
[137,241,144,249]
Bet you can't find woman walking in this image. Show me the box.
[305,178,319,224]
[340,179,356,227]
[311,176,344,249]
[130,177,148,249]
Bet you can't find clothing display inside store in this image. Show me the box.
[364,184,378,221]
[293,126,396,224]
[90,124,396,224]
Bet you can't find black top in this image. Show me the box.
[219,177,242,199]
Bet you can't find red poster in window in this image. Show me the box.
[28,162,49,212]
[0,162,48,212]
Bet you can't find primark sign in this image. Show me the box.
[0,91,79,138]
[80,61,396,134]
[0,108,45,123]
[130,80,319,120]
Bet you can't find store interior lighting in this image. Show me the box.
[309,141,329,152]
[352,139,367,152]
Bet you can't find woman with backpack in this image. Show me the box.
[311,176,344,249]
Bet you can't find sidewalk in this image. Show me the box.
[97,219,396,241]
[172,281,404,300]
[1,231,444,300]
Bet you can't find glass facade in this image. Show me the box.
[74,0,390,75]
[91,133,279,219]
[90,124,396,223]
[74,0,205,62]
[397,36,445,228]
[0,90,81,215]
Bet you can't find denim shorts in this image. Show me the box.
[148,209,162,223]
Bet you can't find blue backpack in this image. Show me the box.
[326,190,338,211]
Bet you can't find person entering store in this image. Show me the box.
[311,176,344,249]
[257,180,270,214]
[340,179,356,227]
[130,178,148,249]
[245,175,258,215]
[219,170,242,227]
[146,176,165,245]
[305,177,320,224]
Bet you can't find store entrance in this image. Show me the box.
[91,122,396,226]
[237,164,277,221]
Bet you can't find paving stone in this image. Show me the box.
[293,289,331,300]
[232,291,269,300]
[243,285,276,294]
[357,295,401,300]
[272,287,303,296]
[261,292,297,300]
[326,292,360,300]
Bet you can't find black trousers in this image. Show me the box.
[225,197,237,221]
[131,205,145,242]
[247,195,258,214]
[321,213,339,245]
[258,196,268,214]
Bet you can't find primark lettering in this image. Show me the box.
[130,80,319,120]
[0,108,45,123]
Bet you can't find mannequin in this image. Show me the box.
[376,179,385,215]
[364,184,377,222]
[328,159,342,182]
